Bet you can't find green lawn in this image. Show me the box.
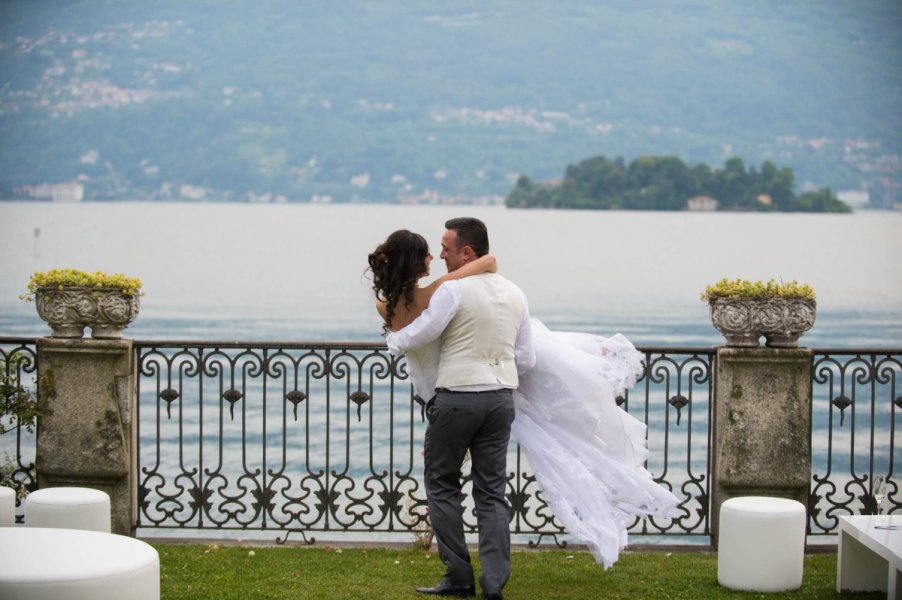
[154,543,882,599]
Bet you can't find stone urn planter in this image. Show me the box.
[703,279,817,348]
[23,270,142,339]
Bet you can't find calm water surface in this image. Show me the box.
[2,202,898,543]
[1,202,900,346]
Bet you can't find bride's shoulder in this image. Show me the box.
[375,299,388,319]
[419,277,460,299]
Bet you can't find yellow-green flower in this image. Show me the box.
[22,269,143,301]
[700,278,815,302]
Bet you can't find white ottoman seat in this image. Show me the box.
[0,486,15,526]
[24,487,111,533]
[717,495,806,592]
[0,527,159,599]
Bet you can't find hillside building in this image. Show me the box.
[686,195,719,211]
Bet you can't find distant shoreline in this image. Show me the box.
[4,197,899,213]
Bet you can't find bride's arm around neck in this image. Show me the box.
[420,254,497,299]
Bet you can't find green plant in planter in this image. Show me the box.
[700,278,816,302]
[21,269,143,301]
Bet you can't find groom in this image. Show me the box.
[387,217,535,600]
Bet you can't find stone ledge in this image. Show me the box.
[716,347,813,363]
[37,337,133,355]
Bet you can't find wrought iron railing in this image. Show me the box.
[0,338,39,520]
[132,341,714,545]
[1,336,898,544]
[809,349,901,535]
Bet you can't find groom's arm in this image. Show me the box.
[385,282,460,355]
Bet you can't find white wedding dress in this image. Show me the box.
[402,318,681,569]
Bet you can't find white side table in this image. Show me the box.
[24,486,111,532]
[0,527,159,599]
[717,496,806,592]
[837,514,902,598]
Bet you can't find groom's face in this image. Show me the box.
[440,229,468,273]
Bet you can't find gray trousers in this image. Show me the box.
[423,388,515,595]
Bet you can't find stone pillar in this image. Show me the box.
[36,338,136,536]
[712,347,812,546]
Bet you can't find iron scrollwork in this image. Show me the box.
[809,350,901,534]
[132,340,714,544]
[0,339,39,518]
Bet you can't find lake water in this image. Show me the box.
[1,201,900,347]
[1,201,899,543]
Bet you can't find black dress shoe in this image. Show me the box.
[414,580,476,596]
[484,594,503,600]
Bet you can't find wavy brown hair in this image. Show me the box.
[367,230,430,333]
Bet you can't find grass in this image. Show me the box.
[154,542,882,599]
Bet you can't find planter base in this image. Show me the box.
[723,333,761,348]
[765,333,801,348]
[49,324,87,338]
[90,324,127,339]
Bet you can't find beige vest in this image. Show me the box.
[435,273,525,390]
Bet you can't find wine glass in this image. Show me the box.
[873,474,887,517]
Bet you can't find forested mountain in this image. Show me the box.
[1,1,899,206]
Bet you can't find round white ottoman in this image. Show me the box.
[24,487,111,533]
[0,527,159,600]
[0,486,15,526]
[718,496,806,592]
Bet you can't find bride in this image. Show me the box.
[367,229,681,569]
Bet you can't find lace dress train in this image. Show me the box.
[512,319,681,568]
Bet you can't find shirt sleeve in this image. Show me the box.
[514,290,536,374]
[385,282,460,355]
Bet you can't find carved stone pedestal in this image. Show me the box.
[35,338,135,535]
[712,347,812,546]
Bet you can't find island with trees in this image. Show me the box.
[505,155,851,212]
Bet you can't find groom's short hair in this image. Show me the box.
[445,217,489,257]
